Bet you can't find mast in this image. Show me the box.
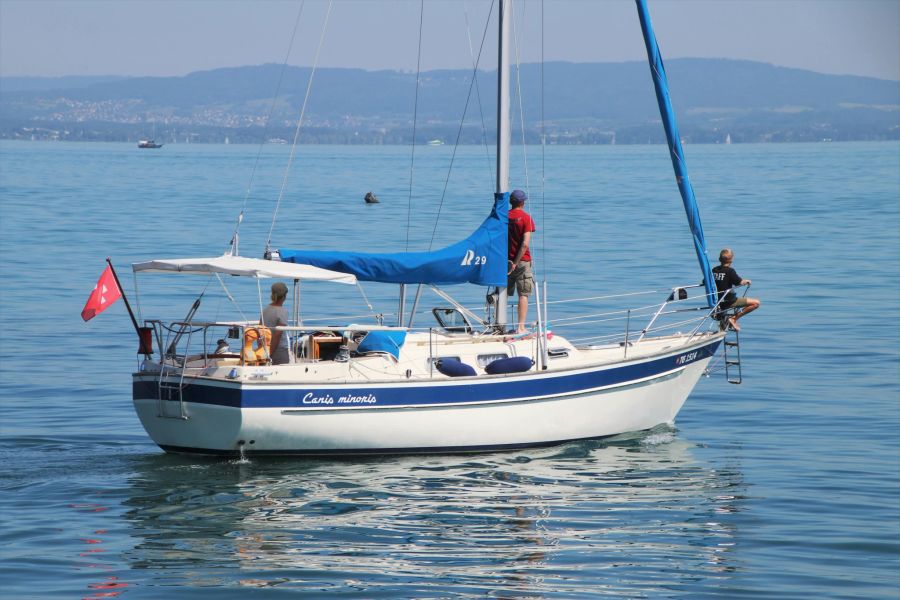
[495,0,511,326]
[635,0,716,306]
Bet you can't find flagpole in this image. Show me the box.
[106,257,142,341]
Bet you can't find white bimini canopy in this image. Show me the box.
[132,254,357,284]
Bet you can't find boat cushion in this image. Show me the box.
[485,356,534,375]
[435,358,477,377]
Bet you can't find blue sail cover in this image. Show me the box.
[279,193,508,286]
[636,0,717,306]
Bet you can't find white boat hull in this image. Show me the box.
[132,335,720,455]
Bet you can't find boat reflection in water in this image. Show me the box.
[122,429,745,595]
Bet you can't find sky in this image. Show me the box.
[1,0,898,81]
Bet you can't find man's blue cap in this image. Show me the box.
[510,189,527,202]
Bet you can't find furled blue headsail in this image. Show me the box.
[278,193,508,286]
[635,0,717,306]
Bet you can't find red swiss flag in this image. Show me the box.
[81,265,122,321]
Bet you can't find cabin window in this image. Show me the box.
[432,308,472,333]
[477,353,508,368]
[548,348,569,359]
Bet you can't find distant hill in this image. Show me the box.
[1,60,897,143]
[0,75,130,92]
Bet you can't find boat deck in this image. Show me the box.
[138,328,722,386]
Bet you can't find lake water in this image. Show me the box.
[0,140,898,598]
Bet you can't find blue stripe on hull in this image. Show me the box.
[134,339,720,410]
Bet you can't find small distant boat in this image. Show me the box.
[426,139,444,146]
[138,140,162,149]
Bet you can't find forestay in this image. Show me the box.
[635,0,716,306]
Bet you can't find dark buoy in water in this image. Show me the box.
[364,191,379,204]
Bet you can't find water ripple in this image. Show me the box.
[1,141,898,598]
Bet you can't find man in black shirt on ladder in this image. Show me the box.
[712,248,760,331]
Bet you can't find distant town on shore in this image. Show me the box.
[2,59,897,144]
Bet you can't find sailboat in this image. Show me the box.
[127,0,736,456]
[138,122,163,148]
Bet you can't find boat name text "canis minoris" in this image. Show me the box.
[302,392,378,405]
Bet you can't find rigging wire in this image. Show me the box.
[214,272,249,322]
[265,0,334,254]
[425,0,495,251]
[463,1,496,187]
[408,0,494,329]
[510,0,530,195]
[406,0,425,252]
[355,283,378,320]
[227,0,306,255]
[540,0,547,283]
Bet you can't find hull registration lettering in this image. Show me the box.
[675,351,698,366]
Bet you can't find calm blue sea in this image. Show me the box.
[0,140,898,598]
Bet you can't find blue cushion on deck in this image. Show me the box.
[435,358,477,377]
[485,356,534,375]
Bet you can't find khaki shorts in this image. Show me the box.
[507,260,534,296]
[730,297,750,308]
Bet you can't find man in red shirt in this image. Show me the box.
[507,189,537,333]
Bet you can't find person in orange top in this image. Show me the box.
[507,189,537,334]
